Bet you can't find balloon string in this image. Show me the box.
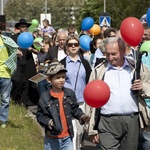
[78,30,82,37]
[91,34,94,40]
[89,107,93,117]
[133,47,137,80]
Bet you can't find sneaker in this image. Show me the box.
[0,121,6,128]
[1,123,6,128]
[25,109,36,120]
[80,141,85,149]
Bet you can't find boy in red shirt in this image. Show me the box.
[37,62,90,150]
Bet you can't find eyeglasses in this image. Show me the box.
[68,43,79,47]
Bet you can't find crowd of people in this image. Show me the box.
[0,16,150,150]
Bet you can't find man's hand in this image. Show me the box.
[89,134,100,144]
[131,79,143,91]
[28,47,39,54]
[17,50,23,58]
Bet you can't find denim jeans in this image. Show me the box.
[139,131,150,150]
[0,78,11,123]
[138,99,150,150]
[44,135,73,150]
[38,79,49,96]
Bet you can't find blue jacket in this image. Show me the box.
[36,86,85,139]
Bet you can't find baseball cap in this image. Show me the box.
[46,62,67,75]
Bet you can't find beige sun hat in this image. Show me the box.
[46,62,67,75]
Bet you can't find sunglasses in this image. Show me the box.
[68,43,79,47]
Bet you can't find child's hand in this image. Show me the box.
[48,119,54,129]
[81,115,90,123]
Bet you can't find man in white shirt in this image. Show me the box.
[85,37,150,150]
[45,30,67,62]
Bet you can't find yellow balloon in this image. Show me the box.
[89,24,101,35]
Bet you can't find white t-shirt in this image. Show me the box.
[57,49,66,61]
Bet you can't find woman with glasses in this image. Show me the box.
[60,34,91,150]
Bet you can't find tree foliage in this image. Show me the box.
[4,0,150,31]
[76,0,150,30]
[4,0,85,29]
[4,0,43,22]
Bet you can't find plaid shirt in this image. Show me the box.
[1,35,19,75]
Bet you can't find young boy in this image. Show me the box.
[36,62,90,150]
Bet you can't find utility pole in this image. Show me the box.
[99,0,111,28]
[0,0,4,15]
[104,0,106,13]
[45,0,47,19]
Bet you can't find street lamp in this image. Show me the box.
[0,0,4,15]
[45,0,47,19]
[104,0,106,13]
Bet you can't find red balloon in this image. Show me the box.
[120,17,144,46]
[84,80,110,108]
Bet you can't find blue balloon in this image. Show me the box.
[79,35,91,51]
[81,17,94,30]
[17,32,34,49]
[147,7,150,27]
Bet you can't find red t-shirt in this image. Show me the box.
[50,90,69,138]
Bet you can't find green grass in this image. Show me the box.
[0,101,44,150]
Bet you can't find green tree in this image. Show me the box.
[4,0,43,22]
[4,0,85,29]
[75,0,103,31]
[75,0,150,30]
[4,0,150,31]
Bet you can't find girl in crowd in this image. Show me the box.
[42,19,56,36]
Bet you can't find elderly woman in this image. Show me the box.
[60,34,91,150]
